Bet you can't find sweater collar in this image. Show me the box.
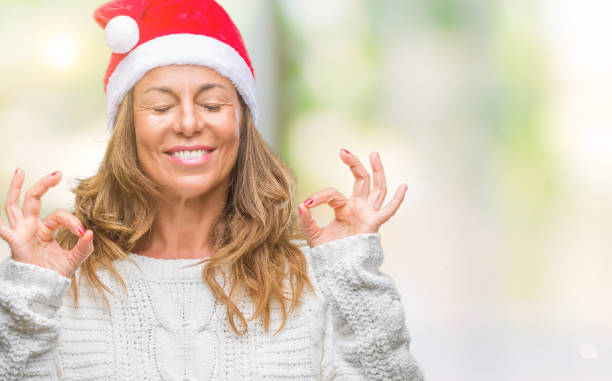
[115,253,207,280]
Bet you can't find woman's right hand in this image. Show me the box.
[0,168,94,278]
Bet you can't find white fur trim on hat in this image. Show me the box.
[106,33,258,131]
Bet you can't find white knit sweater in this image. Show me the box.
[0,233,424,380]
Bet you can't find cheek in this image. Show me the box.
[227,124,241,155]
[133,121,164,170]
[217,122,241,174]
[217,109,241,147]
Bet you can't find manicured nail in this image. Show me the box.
[51,171,58,176]
[14,168,19,175]
[304,198,314,207]
[341,148,351,155]
[77,225,86,235]
[298,206,302,215]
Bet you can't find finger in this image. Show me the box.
[297,204,322,247]
[378,184,408,225]
[303,187,349,212]
[5,168,25,227]
[340,149,371,199]
[22,171,62,219]
[0,218,14,243]
[40,209,86,243]
[70,230,95,264]
[369,152,387,210]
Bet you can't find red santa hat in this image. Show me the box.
[94,0,258,131]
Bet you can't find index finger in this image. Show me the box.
[22,171,62,218]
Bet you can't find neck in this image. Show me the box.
[135,186,228,260]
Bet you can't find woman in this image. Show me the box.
[0,0,424,380]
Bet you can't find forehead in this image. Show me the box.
[134,64,236,94]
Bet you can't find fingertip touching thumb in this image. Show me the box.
[297,204,319,245]
[74,230,95,260]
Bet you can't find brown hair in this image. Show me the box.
[56,90,312,335]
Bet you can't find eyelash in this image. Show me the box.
[152,105,222,113]
[200,105,221,112]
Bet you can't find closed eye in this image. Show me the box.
[152,106,173,113]
[200,104,222,112]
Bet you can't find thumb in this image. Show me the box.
[70,230,95,264]
[297,204,321,247]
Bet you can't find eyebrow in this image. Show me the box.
[143,83,228,97]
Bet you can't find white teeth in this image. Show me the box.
[170,149,211,159]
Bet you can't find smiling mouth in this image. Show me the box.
[167,149,214,160]
[164,147,216,166]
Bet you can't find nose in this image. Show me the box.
[175,102,203,137]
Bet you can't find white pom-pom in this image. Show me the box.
[105,15,139,54]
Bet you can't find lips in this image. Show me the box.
[165,145,214,154]
[164,145,216,167]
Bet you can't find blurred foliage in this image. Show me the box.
[428,0,463,31]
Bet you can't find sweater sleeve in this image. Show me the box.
[0,257,70,380]
[309,233,425,381]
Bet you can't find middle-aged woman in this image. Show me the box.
[0,0,424,380]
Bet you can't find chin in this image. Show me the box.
[166,180,224,200]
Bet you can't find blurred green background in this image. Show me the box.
[1,0,611,379]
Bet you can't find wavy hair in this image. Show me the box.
[56,89,312,335]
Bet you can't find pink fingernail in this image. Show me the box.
[14,168,19,175]
[77,225,86,235]
[304,198,314,207]
[341,148,351,155]
[51,171,58,176]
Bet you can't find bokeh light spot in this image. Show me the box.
[45,34,77,71]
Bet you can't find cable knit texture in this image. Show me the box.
[0,233,424,380]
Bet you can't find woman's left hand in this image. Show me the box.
[297,149,408,248]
